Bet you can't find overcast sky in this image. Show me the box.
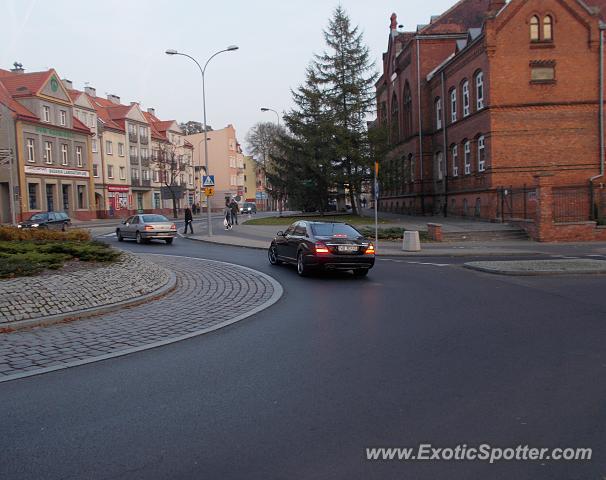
[4,0,454,152]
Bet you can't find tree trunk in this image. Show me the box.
[171,193,178,219]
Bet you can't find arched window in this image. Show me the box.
[462,80,470,117]
[391,93,400,143]
[543,15,553,41]
[464,140,471,174]
[530,15,540,41]
[402,82,413,138]
[451,144,459,177]
[475,71,484,110]
[450,88,457,123]
[435,97,442,130]
[436,151,444,180]
[477,135,486,172]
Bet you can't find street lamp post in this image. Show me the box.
[166,45,238,236]
[260,107,280,126]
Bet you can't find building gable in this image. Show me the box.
[38,71,72,104]
[126,104,148,124]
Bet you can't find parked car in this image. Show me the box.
[116,214,177,244]
[18,211,71,230]
[268,221,375,277]
[240,202,257,214]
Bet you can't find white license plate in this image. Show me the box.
[338,245,358,252]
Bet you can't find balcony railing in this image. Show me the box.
[141,158,150,167]
[131,178,140,186]
[130,155,139,165]
[129,132,138,143]
[141,179,151,187]
[140,136,148,145]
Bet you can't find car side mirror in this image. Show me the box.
[276,231,284,237]
[121,220,126,225]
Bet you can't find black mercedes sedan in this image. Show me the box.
[268,221,375,277]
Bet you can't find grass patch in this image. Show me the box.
[243,214,391,226]
[357,226,430,242]
[0,226,91,242]
[0,240,121,279]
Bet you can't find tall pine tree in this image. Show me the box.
[313,6,377,214]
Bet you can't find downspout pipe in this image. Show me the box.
[599,23,605,178]
[441,70,448,217]
[416,38,424,213]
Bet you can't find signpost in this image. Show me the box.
[204,187,215,197]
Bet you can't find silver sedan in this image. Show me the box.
[116,214,177,244]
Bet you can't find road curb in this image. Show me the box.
[0,266,177,333]
[463,262,606,276]
[0,255,283,384]
[180,234,547,258]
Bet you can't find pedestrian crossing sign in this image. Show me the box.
[202,175,215,187]
[204,187,215,197]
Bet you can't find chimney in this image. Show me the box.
[10,62,24,74]
[62,78,73,89]
[130,101,138,106]
[84,86,96,97]
[107,94,121,104]
[390,13,397,31]
[147,107,155,116]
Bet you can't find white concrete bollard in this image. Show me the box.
[402,230,421,251]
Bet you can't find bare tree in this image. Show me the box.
[153,142,188,219]
[179,121,213,135]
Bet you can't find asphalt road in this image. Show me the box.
[1,235,605,479]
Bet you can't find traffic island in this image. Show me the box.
[464,259,606,276]
[0,252,175,331]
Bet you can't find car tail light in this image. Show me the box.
[144,225,154,231]
[315,242,330,254]
[365,243,375,255]
[170,224,177,230]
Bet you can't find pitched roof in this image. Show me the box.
[89,96,124,131]
[72,116,91,134]
[419,0,492,35]
[0,81,38,120]
[0,69,55,98]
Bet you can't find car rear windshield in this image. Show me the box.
[29,213,48,221]
[141,215,169,223]
[244,203,254,207]
[311,223,361,238]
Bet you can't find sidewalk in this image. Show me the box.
[184,223,606,257]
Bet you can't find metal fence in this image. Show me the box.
[497,186,537,221]
[552,185,591,223]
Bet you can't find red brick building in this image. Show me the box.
[376,0,606,239]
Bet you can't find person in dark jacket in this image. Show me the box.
[229,199,239,225]
[184,207,194,234]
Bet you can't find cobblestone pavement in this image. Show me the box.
[0,255,281,381]
[464,258,606,275]
[0,253,171,325]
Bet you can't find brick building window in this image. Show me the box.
[403,82,413,138]
[28,183,38,210]
[391,93,399,142]
[410,154,415,183]
[475,72,484,110]
[450,88,457,123]
[464,141,471,175]
[436,151,444,180]
[462,81,470,117]
[477,136,486,172]
[530,15,540,41]
[451,144,459,177]
[435,97,442,130]
[530,60,556,83]
[543,15,553,41]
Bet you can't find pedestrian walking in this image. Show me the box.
[229,199,239,225]
[183,207,194,234]
[223,199,232,230]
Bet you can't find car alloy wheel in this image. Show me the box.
[268,245,281,265]
[136,231,143,244]
[297,251,308,277]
